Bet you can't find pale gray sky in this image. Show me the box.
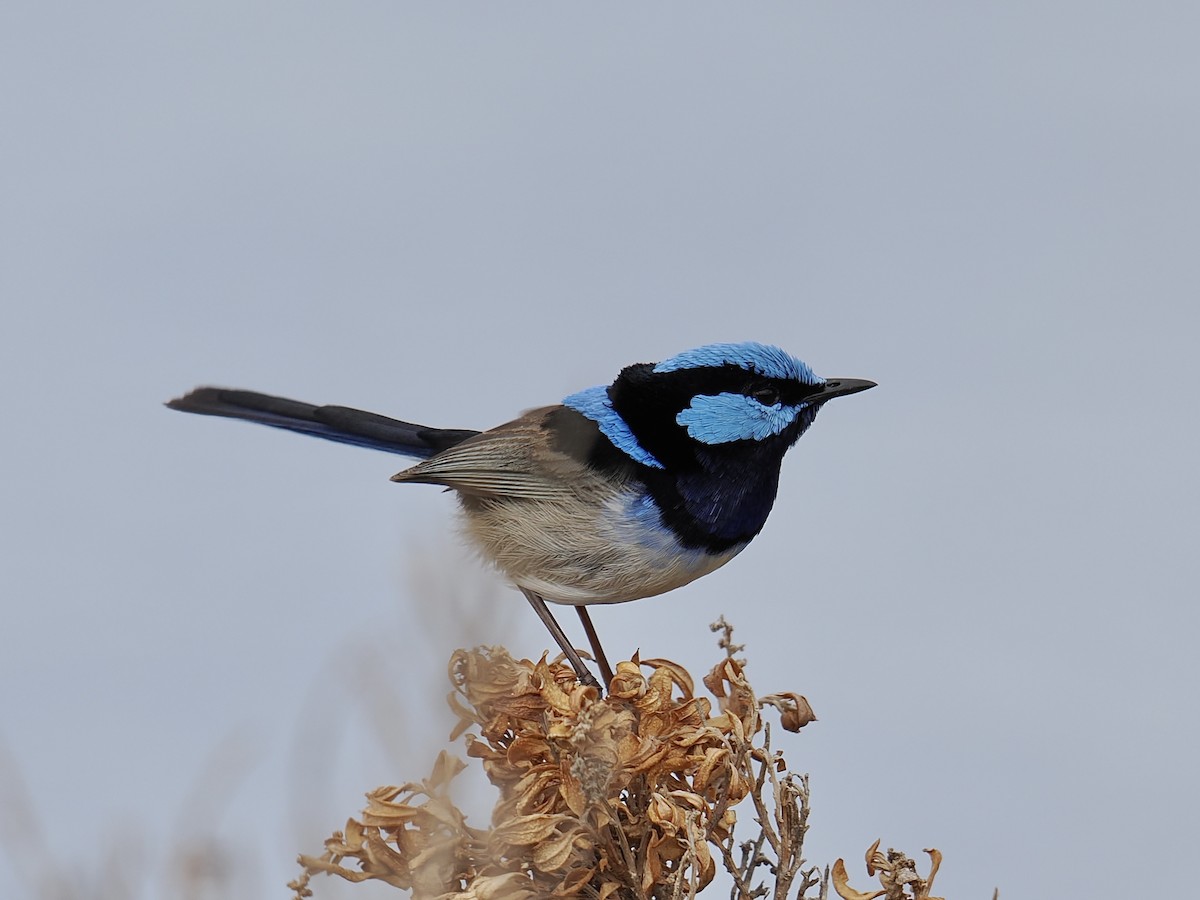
[2,3,1197,898]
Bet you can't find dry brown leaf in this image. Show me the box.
[924,848,943,888]
[832,858,886,900]
[761,692,818,732]
[865,838,884,876]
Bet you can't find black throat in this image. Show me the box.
[639,439,791,552]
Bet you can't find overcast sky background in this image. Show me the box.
[2,3,1198,898]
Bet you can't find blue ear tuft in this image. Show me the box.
[677,393,808,444]
[563,385,666,469]
[653,342,823,385]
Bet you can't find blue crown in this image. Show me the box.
[653,341,822,385]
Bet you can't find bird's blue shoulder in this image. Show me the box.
[562,384,665,469]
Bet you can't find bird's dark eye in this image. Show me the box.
[751,385,780,406]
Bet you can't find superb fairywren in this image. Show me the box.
[168,342,874,688]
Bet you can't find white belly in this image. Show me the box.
[459,489,746,606]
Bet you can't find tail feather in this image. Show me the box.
[166,387,479,458]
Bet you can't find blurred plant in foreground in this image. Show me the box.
[291,618,832,899]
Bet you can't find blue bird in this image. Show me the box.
[167,342,874,689]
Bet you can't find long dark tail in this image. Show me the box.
[166,387,480,458]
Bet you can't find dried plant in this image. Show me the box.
[291,619,829,900]
[831,841,945,900]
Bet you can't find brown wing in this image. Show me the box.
[389,407,581,501]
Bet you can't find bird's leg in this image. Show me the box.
[520,588,601,691]
[575,607,615,689]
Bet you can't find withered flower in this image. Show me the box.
[293,627,827,899]
[832,840,944,900]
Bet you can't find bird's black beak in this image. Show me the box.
[811,378,877,402]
